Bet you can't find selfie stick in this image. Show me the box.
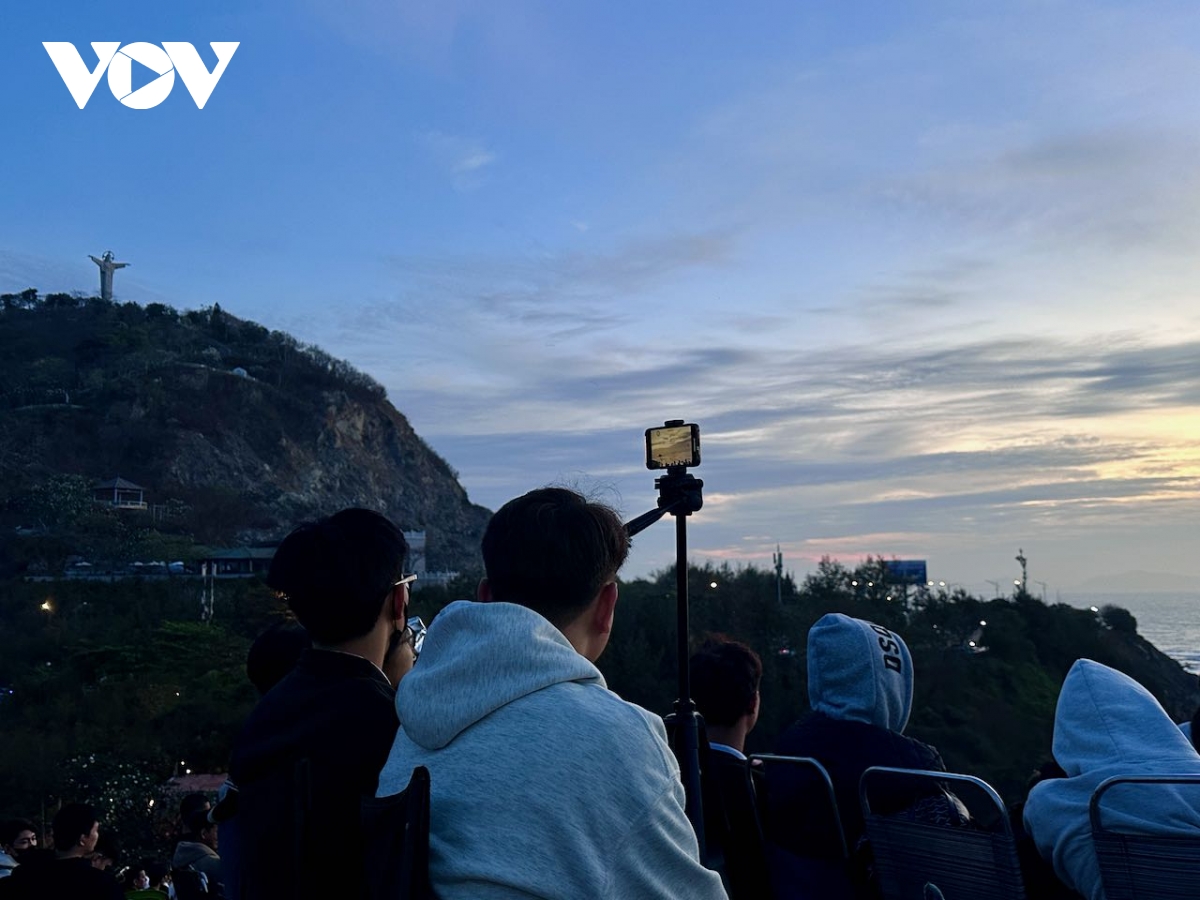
[625,439,706,852]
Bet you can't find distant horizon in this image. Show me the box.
[6,1,1199,590]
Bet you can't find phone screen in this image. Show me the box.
[645,423,700,469]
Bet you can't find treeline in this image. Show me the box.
[0,558,1193,861]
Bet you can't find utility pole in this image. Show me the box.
[1015,548,1028,596]
[985,579,1001,598]
[773,545,784,605]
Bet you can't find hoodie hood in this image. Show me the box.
[1024,659,1200,900]
[396,600,604,750]
[807,613,913,732]
[1052,658,1198,775]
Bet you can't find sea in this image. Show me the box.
[1059,593,1200,675]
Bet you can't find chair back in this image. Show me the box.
[752,754,849,859]
[859,767,1026,900]
[361,766,432,900]
[752,754,854,900]
[1089,774,1200,900]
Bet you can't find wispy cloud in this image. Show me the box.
[418,130,497,191]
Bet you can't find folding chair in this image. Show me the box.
[362,766,432,900]
[859,766,1026,900]
[752,754,854,900]
[1090,774,1200,900]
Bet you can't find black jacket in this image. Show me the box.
[0,854,124,900]
[769,711,945,857]
[227,648,398,900]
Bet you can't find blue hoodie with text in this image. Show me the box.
[1023,659,1200,900]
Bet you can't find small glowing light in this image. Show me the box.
[927,581,934,586]
[1090,606,1099,613]
[148,799,154,808]
[1014,580,1022,586]
[968,641,976,647]
[185,768,192,775]
[174,692,180,697]
[180,760,186,766]
[40,601,52,612]
[939,581,946,587]
[867,582,874,587]
[980,620,987,626]
[709,581,718,589]
[851,580,858,587]
[886,596,893,601]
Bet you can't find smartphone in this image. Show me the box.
[645,422,701,469]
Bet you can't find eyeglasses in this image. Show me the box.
[405,616,427,659]
[393,573,418,590]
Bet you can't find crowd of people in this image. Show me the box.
[0,792,220,899]
[2,486,1199,899]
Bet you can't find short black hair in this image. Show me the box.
[183,808,213,837]
[0,817,35,847]
[481,487,629,627]
[52,803,98,850]
[246,621,311,695]
[268,508,408,644]
[690,635,762,728]
[178,792,209,823]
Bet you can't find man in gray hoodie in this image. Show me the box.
[376,487,728,900]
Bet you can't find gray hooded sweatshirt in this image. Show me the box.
[1023,659,1200,900]
[376,600,728,900]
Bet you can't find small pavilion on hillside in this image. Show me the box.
[92,476,148,509]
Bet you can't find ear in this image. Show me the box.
[390,584,407,623]
[591,581,618,636]
[476,577,492,602]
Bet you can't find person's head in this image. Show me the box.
[141,857,171,889]
[90,832,119,870]
[179,792,210,826]
[246,621,312,695]
[691,635,762,738]
[0,818,37,859]
[51,803,99,858]
[807,613,914,733]
[268,508,409,646]
[183,809,218,850]
[479,487,629,660]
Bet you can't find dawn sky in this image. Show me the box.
[4,1,1199,593]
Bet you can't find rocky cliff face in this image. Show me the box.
[163,370,489,568]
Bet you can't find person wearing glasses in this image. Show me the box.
[225,508,411,900]
[376,487,728,900]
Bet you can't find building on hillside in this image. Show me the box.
[196,530,457,584]
[201,547,277,577]
[92,476,148,509]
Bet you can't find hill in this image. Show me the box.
[0,289,491,573]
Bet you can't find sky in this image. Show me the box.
[3,1,1199,594]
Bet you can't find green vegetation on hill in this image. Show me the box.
[0,289,491,575]
[1,552,1193,859]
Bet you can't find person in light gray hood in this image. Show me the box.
[1023,659,1200,900]
[376,487,727,900]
